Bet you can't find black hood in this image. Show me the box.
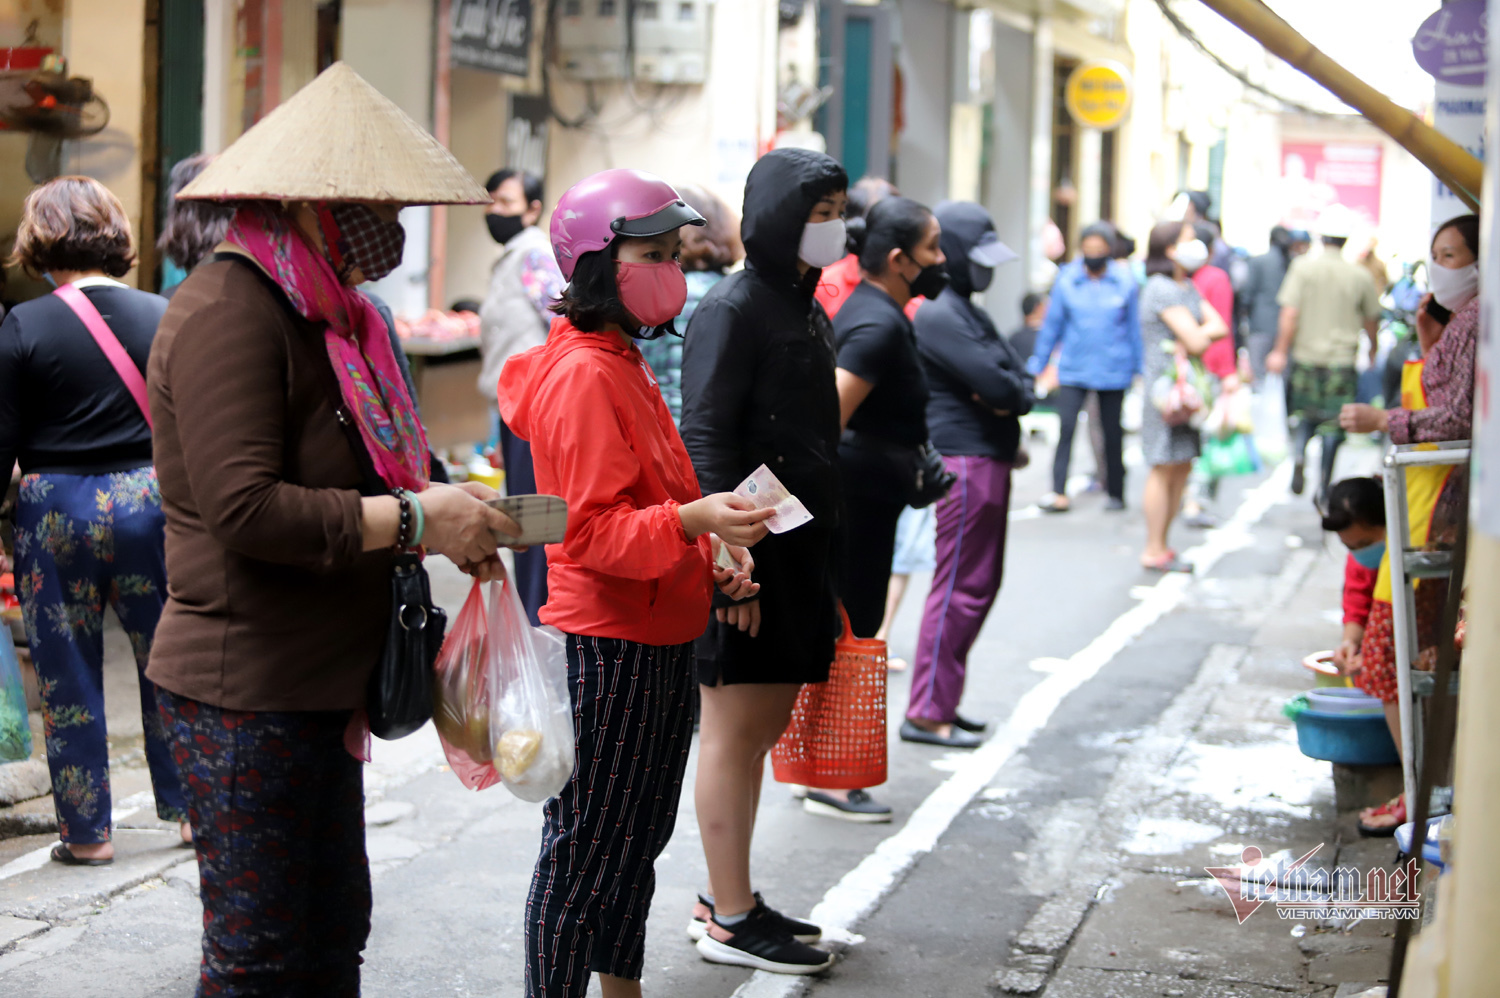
[935,200,997,297]
[741,148,848,283]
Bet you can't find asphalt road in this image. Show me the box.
[0,421,1367,998]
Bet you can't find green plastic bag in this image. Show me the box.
[1281,692,1310,721]
[0,627,32,763]
[1200,432,1261,479]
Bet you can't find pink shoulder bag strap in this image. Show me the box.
[53,283,153,430]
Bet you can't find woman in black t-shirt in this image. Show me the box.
[809,197,946,823]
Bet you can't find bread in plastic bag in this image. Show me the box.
[487,564,574,802]
[432,580,500,790]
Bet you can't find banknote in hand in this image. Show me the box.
[733,464,813,534]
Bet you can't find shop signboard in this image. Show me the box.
[1063,62,1131,131]
[1278,142,1383,229]
[451,0,533,78]
[507,93,549,180]
[1412,0,1487,88]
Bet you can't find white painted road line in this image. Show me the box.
[730,462,1291,998]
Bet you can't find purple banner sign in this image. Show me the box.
[1413,0,1488,87]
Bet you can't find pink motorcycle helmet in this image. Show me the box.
[550,168,705,280]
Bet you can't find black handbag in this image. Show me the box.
[912,442,957,509]
[369,549,447,740]
[841,431,956,509]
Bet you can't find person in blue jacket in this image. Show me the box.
[1028,221,1141,512]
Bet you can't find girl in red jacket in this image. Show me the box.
[498,169,773,998]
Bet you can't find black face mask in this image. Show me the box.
[969,262,994,293]
[907,261,949,300]
[1083,254,1110,274]
[486,212,526,245]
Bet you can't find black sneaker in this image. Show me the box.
[688,893,821,943]
[803,788,892,823]
[696,902,834,974]
[1291,462,1305,496]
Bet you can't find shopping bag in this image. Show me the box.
[771,605,888,790]
[1200,432,1262,479]
[488,564,574,803]
[432,580,501,790]
[1253,372,1290,464]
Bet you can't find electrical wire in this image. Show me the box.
[1151,0,1339,117]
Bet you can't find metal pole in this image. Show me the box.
[1383,450,1417,808]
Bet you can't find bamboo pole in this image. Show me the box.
[1196,0,1482,211]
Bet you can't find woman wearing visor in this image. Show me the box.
[903,202,1032,749]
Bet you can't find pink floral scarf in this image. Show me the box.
[225,206,429,493]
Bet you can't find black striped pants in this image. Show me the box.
[524,633,695,997]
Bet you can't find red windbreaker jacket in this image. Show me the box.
[497,317,714,646]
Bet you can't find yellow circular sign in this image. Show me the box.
[1065,62,1133,130]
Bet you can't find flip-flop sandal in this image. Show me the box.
[50,843,113,867]
[1358,794,1406,838]
[1142,554,1193,573]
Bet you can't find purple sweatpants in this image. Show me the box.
[907,455,1012,723]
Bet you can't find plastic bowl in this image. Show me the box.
[1305,686,1385,715]
[1301,650,1351,688]
[1294,709,1399,766]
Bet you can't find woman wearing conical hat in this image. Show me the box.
[145,63,521,994]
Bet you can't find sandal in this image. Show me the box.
[1358,794,1406,838]
[1038,493,1071,513]
[50,843,113,867]
[1141,553,1193,573]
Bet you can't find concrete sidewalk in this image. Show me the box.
[999,531,1400,997]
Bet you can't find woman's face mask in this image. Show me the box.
[1428,258,1479,311]
[1349,539,1386,570]
[798,219,848,269]
[615,260,688,332]
[321,204,406,282]
[969,262,995,293]
[1175,238,1210,274]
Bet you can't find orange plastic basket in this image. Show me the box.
[771,605,888,790]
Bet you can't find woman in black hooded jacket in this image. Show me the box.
[903,201,1032,749]
[678,148,848,974]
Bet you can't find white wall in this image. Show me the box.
[981,19,1035,326]
[340,0,437,319]
[544,0,777,219]
[893,0,954,204]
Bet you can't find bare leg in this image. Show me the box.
[1142,465,1175,562]
[1143,463,1192,563]
[875,573,909,644]
[1358,701,1405,828]
[598,973,642,998]
[698,683,803,917]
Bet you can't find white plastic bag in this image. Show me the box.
[488,565,574,803]
[1253,372,1290,465]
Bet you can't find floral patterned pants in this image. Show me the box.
[158,690,370,998]
[14,468,186,843]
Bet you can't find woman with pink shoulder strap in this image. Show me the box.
[0,176,188,865]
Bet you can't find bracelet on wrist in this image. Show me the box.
[408,490,426,547]
[394,490,414,549]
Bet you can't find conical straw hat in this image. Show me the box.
[179,62,488,205]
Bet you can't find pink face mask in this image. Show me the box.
[615,260,688,330]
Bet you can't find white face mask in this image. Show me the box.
[1175,239,1209,273]
[798,218,848,269]
[1429,260,1479,310]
